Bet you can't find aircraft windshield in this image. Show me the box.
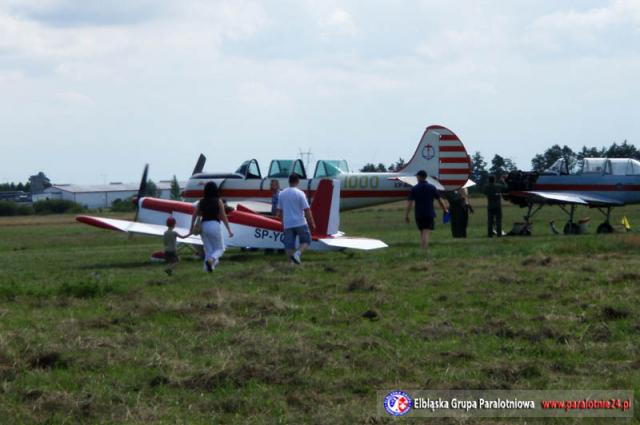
[314,160,349,178]
[267,160,307,179]
[544,158,570,175]
[235,159,262,179]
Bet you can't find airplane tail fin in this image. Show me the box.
[310,179,340,236]
[397,125,471,191]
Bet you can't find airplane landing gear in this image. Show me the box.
[563,222,580,234]
[596,207,614,234]
[560,204,579,235]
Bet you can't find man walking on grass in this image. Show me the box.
[405,170,448,250]
[276,174,316,264]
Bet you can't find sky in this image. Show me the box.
[1,0,640,184]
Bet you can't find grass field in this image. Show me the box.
[1,199,639,424]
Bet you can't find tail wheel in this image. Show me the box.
[596,223,614,234]
[563,222,580,235]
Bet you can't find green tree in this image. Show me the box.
[145,179,159,197]
[470,151,488,191]
[531,144,577,173]
[359,163,387,172]
[606,140,640,159]
[388,158,406,172]
[170,175,181,200]
[489,154,516,176]
[576,145,606,160]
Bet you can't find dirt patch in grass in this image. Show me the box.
[347,276,377,292]
[608,272,640,283]
[28,352,68,370]
[601,306,630,320]
[361,309,381,321]
[522,255,553,266]
[420,321,464,340]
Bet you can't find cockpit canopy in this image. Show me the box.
[267,159,307,179]
[581,158,640,175]
[314,160,349,178]
[544,158,571,175]
[544,157,640,176]
[235,159,262,179]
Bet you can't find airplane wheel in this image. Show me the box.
[563,222,580,235]
[596,223,614,234]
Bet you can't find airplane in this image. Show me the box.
[503,157,640,235]
[76,167,388,257]
[181,125,473,212]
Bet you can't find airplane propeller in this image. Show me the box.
[192,154,207,176]
[133,164,149,224]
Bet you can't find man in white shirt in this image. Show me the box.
[276,174,316,264]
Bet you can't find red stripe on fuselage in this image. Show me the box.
[142,198,195,215]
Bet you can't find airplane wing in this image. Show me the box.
[318,236,388,250]
[512,191,624,206]
[389,176,445,191]
[226,200,273,214]
[76,215,203,245]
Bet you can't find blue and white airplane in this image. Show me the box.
[504,158,640,234]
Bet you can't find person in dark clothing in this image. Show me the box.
[446,187,472,238]
[483,175,507,237]
[404,170,449,249]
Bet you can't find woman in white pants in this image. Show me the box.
[190,182,233,272]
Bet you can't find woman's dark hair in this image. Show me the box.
[204,181,219,199]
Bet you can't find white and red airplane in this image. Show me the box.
[76,176,388,254]
[182,125,473,212]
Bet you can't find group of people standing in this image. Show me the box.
[403,170,508,250]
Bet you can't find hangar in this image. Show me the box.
[33,181,184,209]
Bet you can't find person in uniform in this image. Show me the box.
[446,187,473,238]
[484,175,507,237]
[404,170,449,250]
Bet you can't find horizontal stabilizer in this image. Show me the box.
[388,175,445,191]
[318,237,388,250]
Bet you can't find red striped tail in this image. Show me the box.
[396,125,471,191]
[310,179,340,236]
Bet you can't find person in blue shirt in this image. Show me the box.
[404,170,449,250]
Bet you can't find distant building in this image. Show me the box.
[32,181,185,209]
[0,191,31,203]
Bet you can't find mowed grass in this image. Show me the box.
[1,199,639,424]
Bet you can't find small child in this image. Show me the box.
[163,217,189,276]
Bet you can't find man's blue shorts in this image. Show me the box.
[283,225,312,250]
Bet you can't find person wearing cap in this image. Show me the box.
[405,170,449,250]
[163,216,190,276]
